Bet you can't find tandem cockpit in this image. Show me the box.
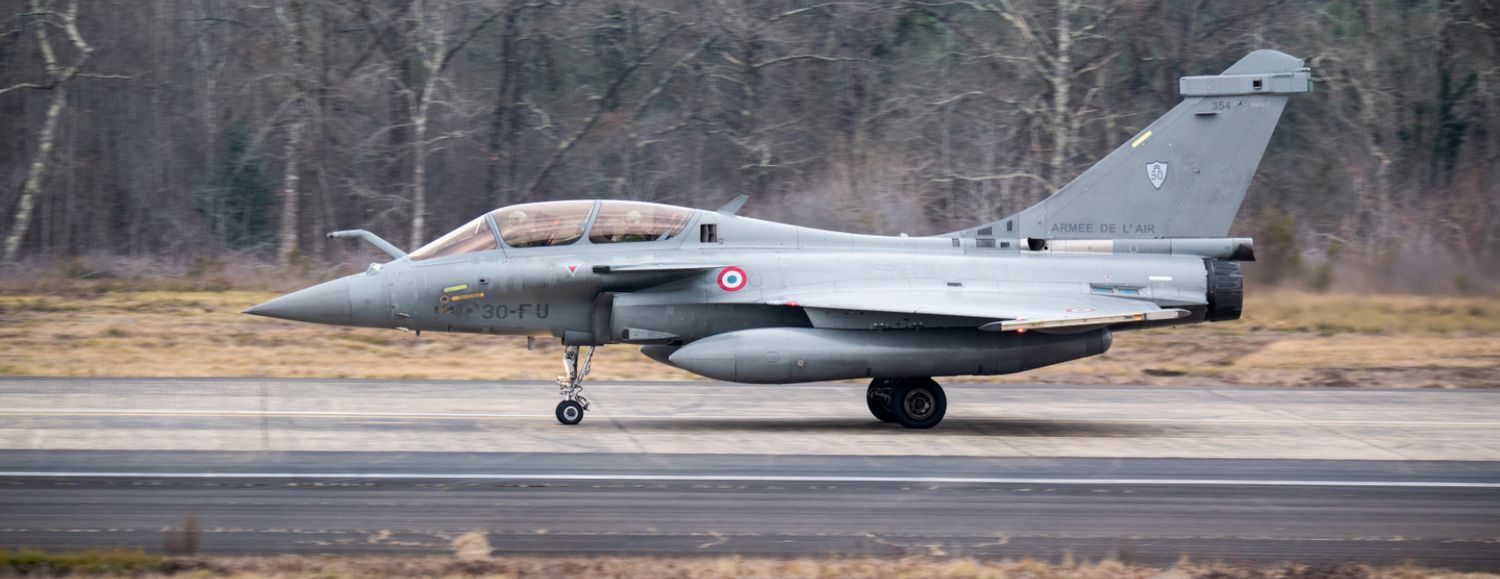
[406,200,695,261]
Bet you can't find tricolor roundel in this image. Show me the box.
[717,267,748,292]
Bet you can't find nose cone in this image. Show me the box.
[244,277,353,326]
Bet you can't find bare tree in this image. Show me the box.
[930,0,1117,193]
[275,0,313,264]
[0,0,1497,289]
[518,5,686,200]
[3,0,98,263]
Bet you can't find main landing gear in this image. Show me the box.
[867,377,946,429]
[556,345,594,425]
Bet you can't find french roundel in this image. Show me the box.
[717,267,748,292]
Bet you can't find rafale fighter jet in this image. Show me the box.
[246,50,1311,429]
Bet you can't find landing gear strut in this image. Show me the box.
[866,378,896,422]
[556,345,594,425]
[869,377,946,429]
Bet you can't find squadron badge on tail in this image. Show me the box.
[1146,161,1168,190]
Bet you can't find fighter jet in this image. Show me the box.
[246,50,1311,429]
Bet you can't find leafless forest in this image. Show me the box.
[1,0,1497,291]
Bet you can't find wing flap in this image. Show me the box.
[979,309,1189,332]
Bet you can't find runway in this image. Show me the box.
[1,377,1499,568]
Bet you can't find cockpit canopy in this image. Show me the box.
[585,201,692,244]
[491,200,594,248]
[406,200,694,261]
[405,215,495,261]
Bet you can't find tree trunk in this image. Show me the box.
[485,5,522,208]
[408,0,446,250]
[1047,0,1073,186]
[276,0,311,264]
[277,115,304,263]
[4,0,86,263]
[410,93,432,249]
[4,84,67,263]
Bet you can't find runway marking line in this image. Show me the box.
[1,409,1497,427]
[0,472,1497,489]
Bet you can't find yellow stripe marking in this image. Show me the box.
[1131,129,1153,148]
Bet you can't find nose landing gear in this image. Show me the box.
[556,345,594,425]
[868,377,946,429]
[556,399,584,425]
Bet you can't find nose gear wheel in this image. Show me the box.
[555,345,595,425]
[556,399,584,425]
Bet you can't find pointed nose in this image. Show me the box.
[244,277,353,325]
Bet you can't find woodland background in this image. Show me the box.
[2,0,1497,292]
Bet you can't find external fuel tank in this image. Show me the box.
[668,327,1112,383]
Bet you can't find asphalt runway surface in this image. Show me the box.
[2,377,1499,569]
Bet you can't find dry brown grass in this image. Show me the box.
[113,555,1500,578]
[0,290,695,381]
[953,291,1500,387]
[5,544,1498,578]
[0,286,1496,387]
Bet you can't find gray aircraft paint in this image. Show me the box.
[952,50,1311,241]
[245,51,1309,428]
[666,327,1112,384]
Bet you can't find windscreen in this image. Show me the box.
[588,201,692,244]
[407,216,497,261]
[490,201,594,248]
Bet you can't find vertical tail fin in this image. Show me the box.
[957,50,1311,240]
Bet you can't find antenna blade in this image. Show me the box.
[716,194,749,215]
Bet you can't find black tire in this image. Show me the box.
[555,400,584,425]
[866,379,896,422]
[890,378,946,429]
